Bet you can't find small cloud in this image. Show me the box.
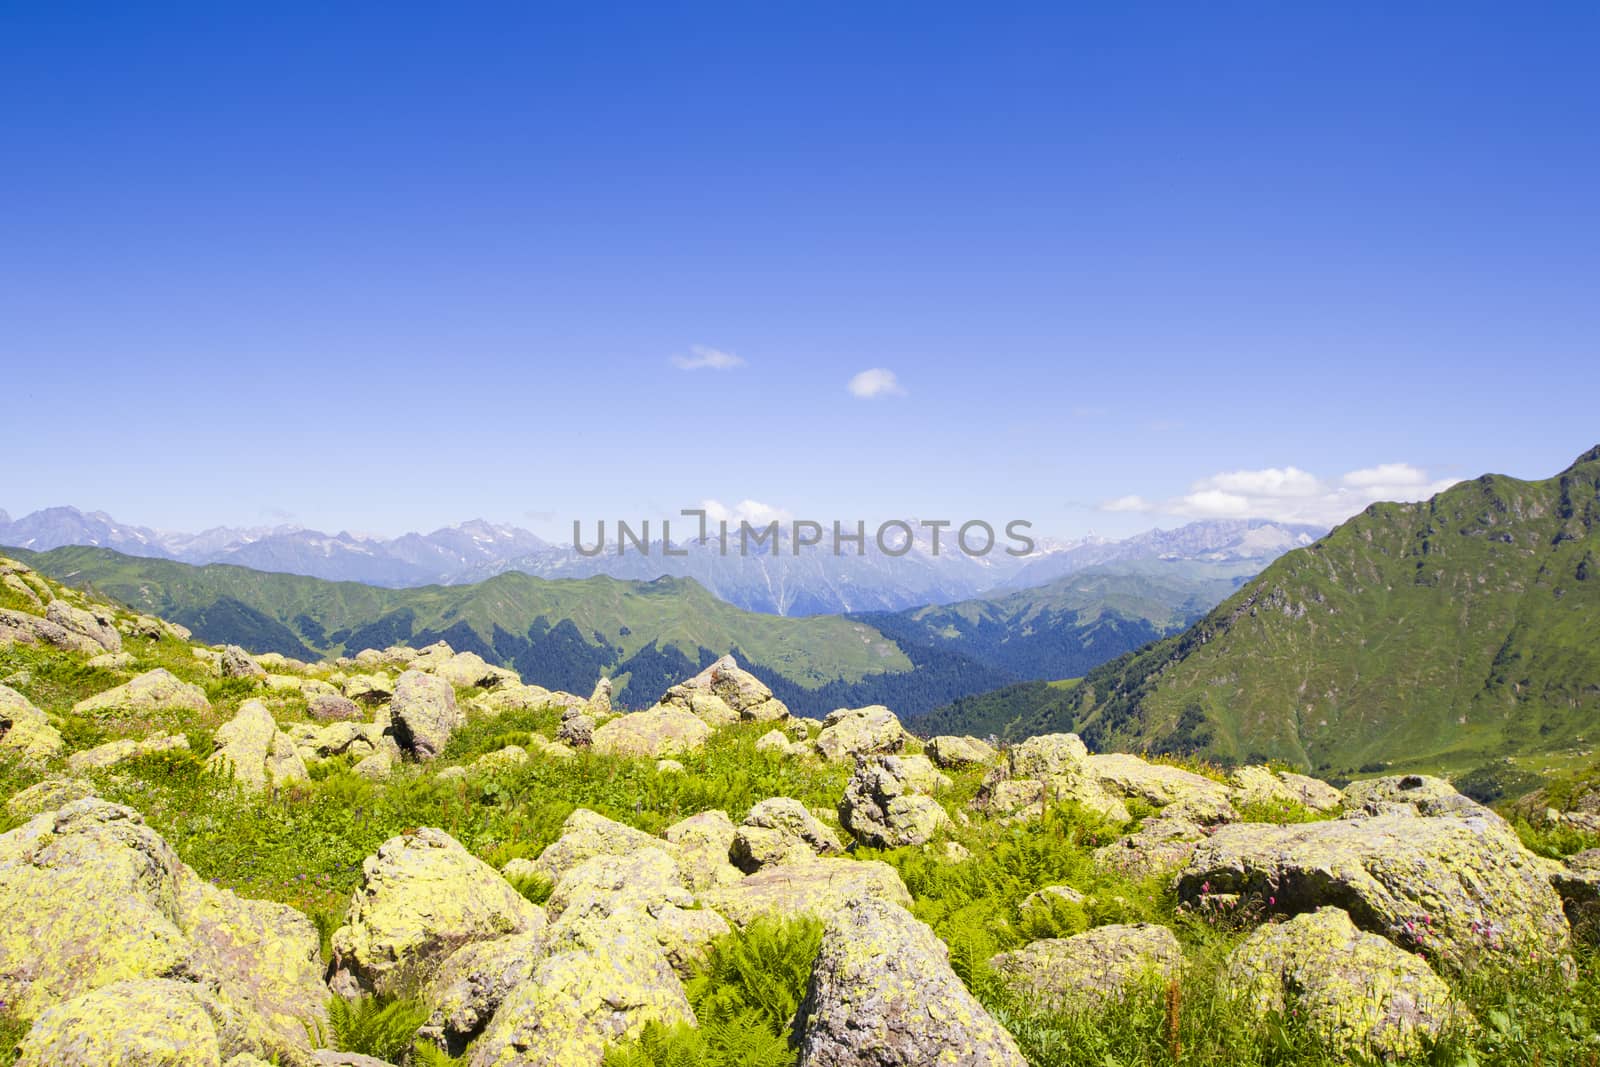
[847,368,906,399]
[1099,495,1153,513]
[1340,463,1431,490]
[698,498,793,526]
[671,345,746,371]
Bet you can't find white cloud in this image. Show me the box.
[697,498,793,526]
[671,345,745,371]
[847,368,906,398]
[1099,462,1461,526]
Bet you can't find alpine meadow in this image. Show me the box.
[4,6,1600,1067]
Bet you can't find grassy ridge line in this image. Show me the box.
[1046,446,1600,775]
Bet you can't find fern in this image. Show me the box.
[505,869,554,905]
[317,994,430,1062]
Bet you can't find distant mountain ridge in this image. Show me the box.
[0,506,1322,616]
[15,544,1262,717]
[972,446,1600,777]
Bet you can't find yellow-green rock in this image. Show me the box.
[0,683,63,764]
[701,858,912,928]
[810,705,908,763]
[208,700,309,792]
[330,828,547,996]
[14,979,256,1067]
[418,929,547,1057]
[71,668,210,717]
[1177,812,1571,974]
[989,923,1182,1013]
[591,706,710,759]
[1226,907,1461,1058]
[794,896,1026,1066]
[730,797,844,871]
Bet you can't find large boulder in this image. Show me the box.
[662,810,743,892]
[701,859,912,928]
[467,907,694,1067]
[1225,907,1459,1059]
[1093,814,1209,879]
[72,668,210,716]
[417,929,546,1057]
[330,828,547,996]
[208,700,308,791]
[990,923,1182,1013]
[0,799,325,1064]
[388,670,464,759]
[45,600,123,653]
[926,735,998,769]
[1342,774,1495,821]
[5,776,94,818]
[659,654,789,725]
[1087,753,1235,821]
[0,683,64,764]
[66,733,190,772]
[591,706,710,759]
[1176,812,1571,974]
[587,677,613,717]
[811,705,908,763]
[839,755,952,848]
[13,978,278,1067]
[1553,849,1600,941]
[730,797,843,872]
[220,645,268,680]
[973,734,1130,824]
[794,896,1026,1067]
[1227,765,1343,813]
[423,650,519,690]
[531,809,675,884]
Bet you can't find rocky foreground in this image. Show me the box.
[1,554,1598,1065]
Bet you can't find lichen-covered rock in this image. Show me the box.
[557,709,595,747]
[587,677,612,717]
[4,776,94,818]
[973,734,1130,824]
[341,674,394,706]
[990,923,1182,1013]
[794,895,1026,1067]
[531,808,674,884]
[1093,814,1208,879]
[306,692,364,722]
[1228,765,1343,813]
[659,654,789,726]
[662,810,742,892]
[220,645,267,680]
[0,799,324,1063]
[179,870,329,1056]
[755,728,790,754]
[811,705,908,763]
[388,670,463,760]
[591,706,710,759]
[1226,908,1460,1058]
[927,735,999,769]
[1553,849,1600,941]
[1176,812,1571,974]
[87,651,135,670]
[0,683,63,763]
[421,650,518,690]
[208,700,309,791]
[839,755,952,848]
[1342,774,1496,821]
[730,797,844,872]
[526,734,576,761]
[701,859,912,928]
[67,733,189,772]
[45,600,123,654]
[14,978,269,1067]
[1019,884,1086,914]
[72,668,210,716]
[330,828,547,996]
[418,929,546,1057]
[1088,752,1233,814]
[467,908,694,1067]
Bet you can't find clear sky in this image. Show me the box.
[4,3,1597,540]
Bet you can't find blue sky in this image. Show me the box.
[3,3,1596,541]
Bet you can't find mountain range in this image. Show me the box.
[941,446,1600,778]
[13,546,1253,717]
[0,507,1321,617]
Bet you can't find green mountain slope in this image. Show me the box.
[15,546,911,706]
[1007,446,1600,775]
